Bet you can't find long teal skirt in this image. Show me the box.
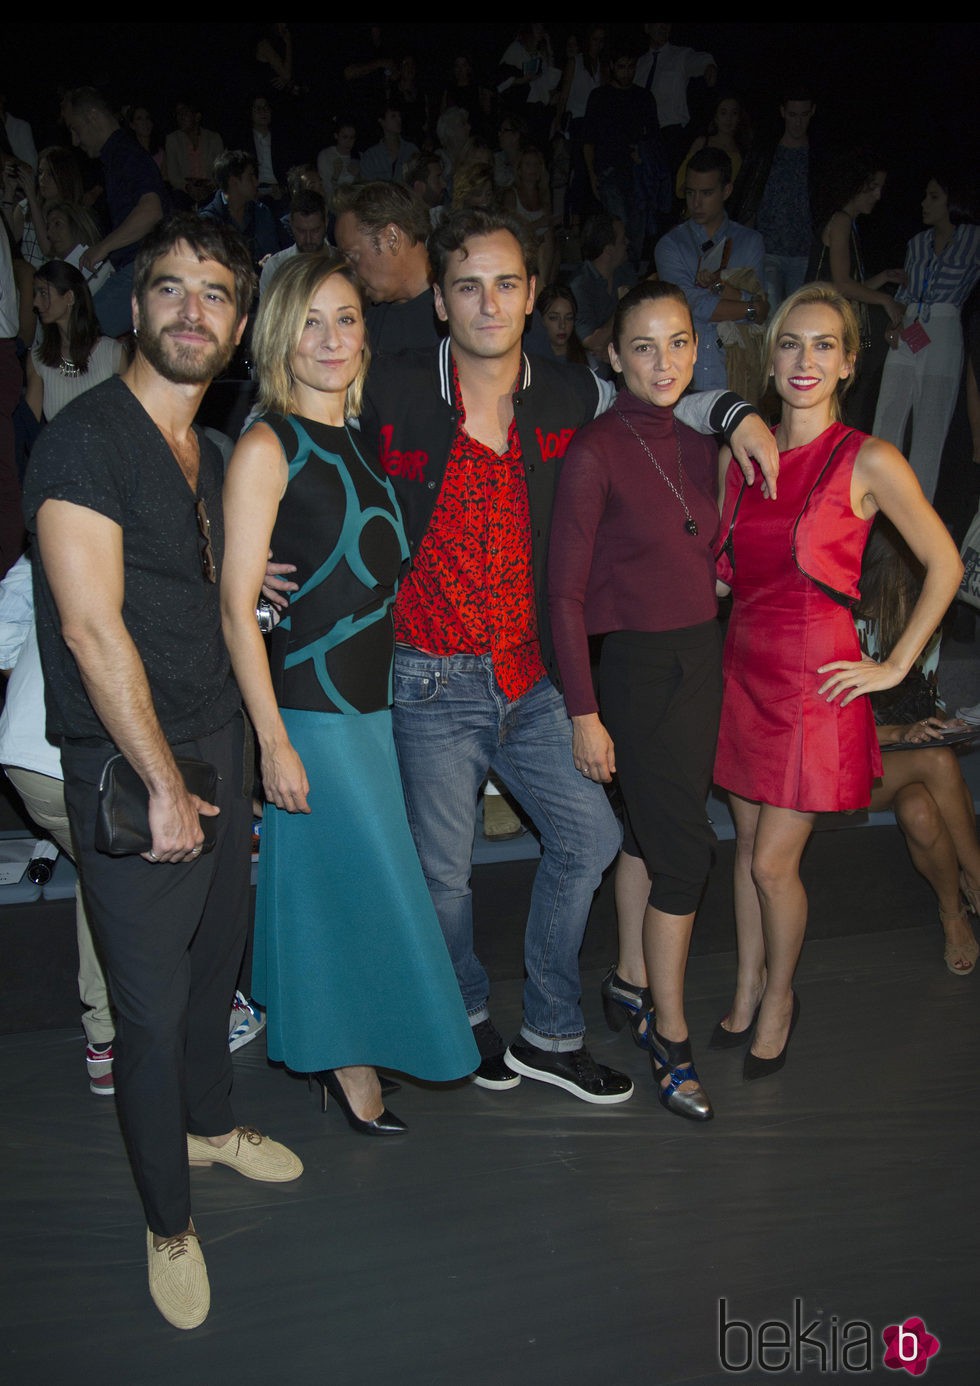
[252,707,478,1080]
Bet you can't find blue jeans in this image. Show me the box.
[392,651,622,1049]
[597,169,647,268]
[763,253,808,312]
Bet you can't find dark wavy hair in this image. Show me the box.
[536,283,587,365]
[34,260,101,372]
[133,213,256,319]
[703,93,753,157]
[428,205,536,290]
[813,145,886,234]
[930,169,979,227]
[855,515,925,661]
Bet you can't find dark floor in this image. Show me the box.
[3,808,980,1384]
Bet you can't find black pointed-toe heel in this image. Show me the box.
[743,993,800,1081]
[600,966,653,1047]
[311,1070,407,1136]
[709,1004,761,1050]
[649,1027,713,1122]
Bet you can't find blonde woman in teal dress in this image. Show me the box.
[221,254,477,1133]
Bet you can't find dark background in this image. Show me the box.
[6,21,978,267]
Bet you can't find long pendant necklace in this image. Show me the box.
[614,406,698,536]
[59,356,81,378]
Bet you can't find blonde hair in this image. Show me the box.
[762,282,860,421]
[252,252,370,418]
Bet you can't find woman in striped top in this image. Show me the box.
[873,172,980,502]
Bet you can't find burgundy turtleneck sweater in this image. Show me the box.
[548,387,720,716]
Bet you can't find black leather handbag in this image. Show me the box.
[95,754,218,857]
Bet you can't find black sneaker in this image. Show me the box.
[471,1019,521,1090]
[504,1040,634,1105]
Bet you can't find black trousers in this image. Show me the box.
[600,621,722,915]
[63,716,251,1237]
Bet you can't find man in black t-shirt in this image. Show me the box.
[583,45,668,264]
[24,215,302,1333]
[62,87,169,337]
[334,181,444,354]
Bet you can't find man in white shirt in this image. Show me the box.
[634,23,716,170]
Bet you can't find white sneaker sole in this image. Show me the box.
[229,1017,266,1053]
[470,1070,521,1090]
[503,1047,634,1104]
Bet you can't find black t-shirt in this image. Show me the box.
[23,376,240,745]
[99,128,169,271]
[584,85,660,175]
[366,290,444,356]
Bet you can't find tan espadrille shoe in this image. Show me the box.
[482,791,524,841]
[186,1126,303,1181]
[147,1222,209,1330]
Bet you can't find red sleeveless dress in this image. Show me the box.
[713,422,883,811]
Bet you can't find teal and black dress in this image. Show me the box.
[251,412,478,1079]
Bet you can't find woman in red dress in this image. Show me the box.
[712,283,962,1078]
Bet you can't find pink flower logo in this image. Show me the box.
[882,1317,940,1375]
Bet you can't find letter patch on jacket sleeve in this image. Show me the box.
[378,424,428,481]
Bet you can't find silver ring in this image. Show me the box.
[190,846,202,856]
[147,851,159,862]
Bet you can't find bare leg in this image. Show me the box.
[747,803,816,1060]
[872,760,979,971]
[872,747,980,893]
[644,903,698,1094]
[724,794,769,1032]
[613,850,651,987]
[873,780,961,914]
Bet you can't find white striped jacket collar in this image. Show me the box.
[436,337,532,405]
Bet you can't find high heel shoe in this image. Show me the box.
[960,870,980,918]
[309,1071,407,1136]
[743,993,800,1080]
[600,966,653,1048]
[940,904,979,976]
[708,1004,761,1050]
[648,1026,713,1121]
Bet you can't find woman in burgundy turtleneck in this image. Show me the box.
[549,278,721,1124]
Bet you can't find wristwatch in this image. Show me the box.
[711,278,724,295]
[745,303,758,323]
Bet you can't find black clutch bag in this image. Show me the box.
[95,754,219,857]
